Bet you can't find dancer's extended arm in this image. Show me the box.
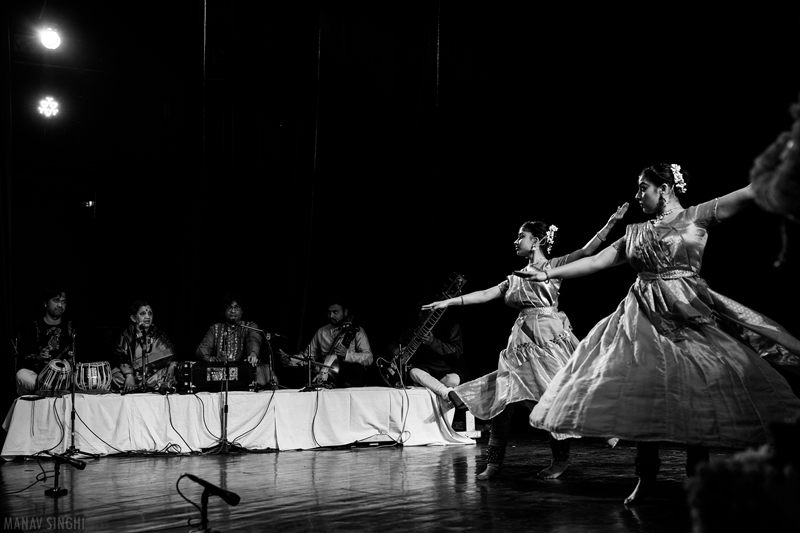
[564,203,629,264]
[716,184,755,221]
[516,245,626,282]
[421,287,502,311]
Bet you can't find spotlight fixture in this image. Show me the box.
[39,27,61,49]
[38,96,59,117]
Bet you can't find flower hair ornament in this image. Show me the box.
[670,163,687,193]
[544,225,558,254]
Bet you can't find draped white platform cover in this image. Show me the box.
[1,387,473,458]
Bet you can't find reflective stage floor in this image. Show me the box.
[0,430,750,533]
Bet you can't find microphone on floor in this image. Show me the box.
[184,474,241,506]
[41,450,87,470]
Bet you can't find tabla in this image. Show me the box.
[37,359,72,395]
[75,361,112,392]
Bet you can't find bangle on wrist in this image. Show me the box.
[544,270,551,284]
[596,232,606,242]
[460,296,464,306]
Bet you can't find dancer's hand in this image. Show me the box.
[607,202,629,225]
[513,270,548,281]
[421,300,449,311]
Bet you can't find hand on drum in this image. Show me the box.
[36,347,52,362]
[124,375,136,392]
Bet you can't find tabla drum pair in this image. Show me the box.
[36,359,112,395]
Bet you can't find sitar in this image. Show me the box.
[377,273,466,388]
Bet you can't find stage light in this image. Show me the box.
[39,28,61,50]
[38,96,60,117]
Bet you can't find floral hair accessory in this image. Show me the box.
[544,225,558,254]
[670,163,687,193]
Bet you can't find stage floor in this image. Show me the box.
[0,434,744,533]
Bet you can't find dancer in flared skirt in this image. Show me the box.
[520,163,800,503]
[423,203,628,479]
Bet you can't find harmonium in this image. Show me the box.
[175,361,256,394]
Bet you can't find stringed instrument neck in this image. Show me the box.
[397,274,466,366]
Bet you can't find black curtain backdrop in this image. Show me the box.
[2,2,800,413]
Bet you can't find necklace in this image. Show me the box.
[528,258,547,270]
[651,208,677,225]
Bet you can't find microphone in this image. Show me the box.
[41,451,87,470]
[139,323,151,351]
[233,324,285,338]
[184,474,240,506]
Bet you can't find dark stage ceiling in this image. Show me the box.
[2,2,799,399]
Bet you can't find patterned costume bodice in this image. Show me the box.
[614,199,719,276]
[498,255,569,310]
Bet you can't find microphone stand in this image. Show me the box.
[204,328,245,455]
[286,350,334,392]
[203,358,244,455]
[138,326,151,393]
[65,332,99,459]
[42,451,86,497]
[235,323,286,390]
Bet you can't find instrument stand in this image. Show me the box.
[394,344,411,390]
[298,352,337,392]
[64,332,100,459]
[189,489,220,533]
[44,461,69,497]
[203,360,245,455]
[236,324,286,391]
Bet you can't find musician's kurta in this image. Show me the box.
[288,322,373,368]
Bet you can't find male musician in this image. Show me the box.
[112,300,178,393]
[386,301,464,403]
[195,292,277,387]
[14,289,73,395]
[278,298,372,388]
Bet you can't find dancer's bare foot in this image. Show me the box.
[536,460,570,479]
[477,464,502,480]
[624,477,655,505]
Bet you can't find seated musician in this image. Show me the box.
[14,288,73,396]
[111,300,178,393]
[195,292,277,388]
[387,300,464,403]
[278,298,372,389]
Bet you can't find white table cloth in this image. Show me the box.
[1,387,473,458]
